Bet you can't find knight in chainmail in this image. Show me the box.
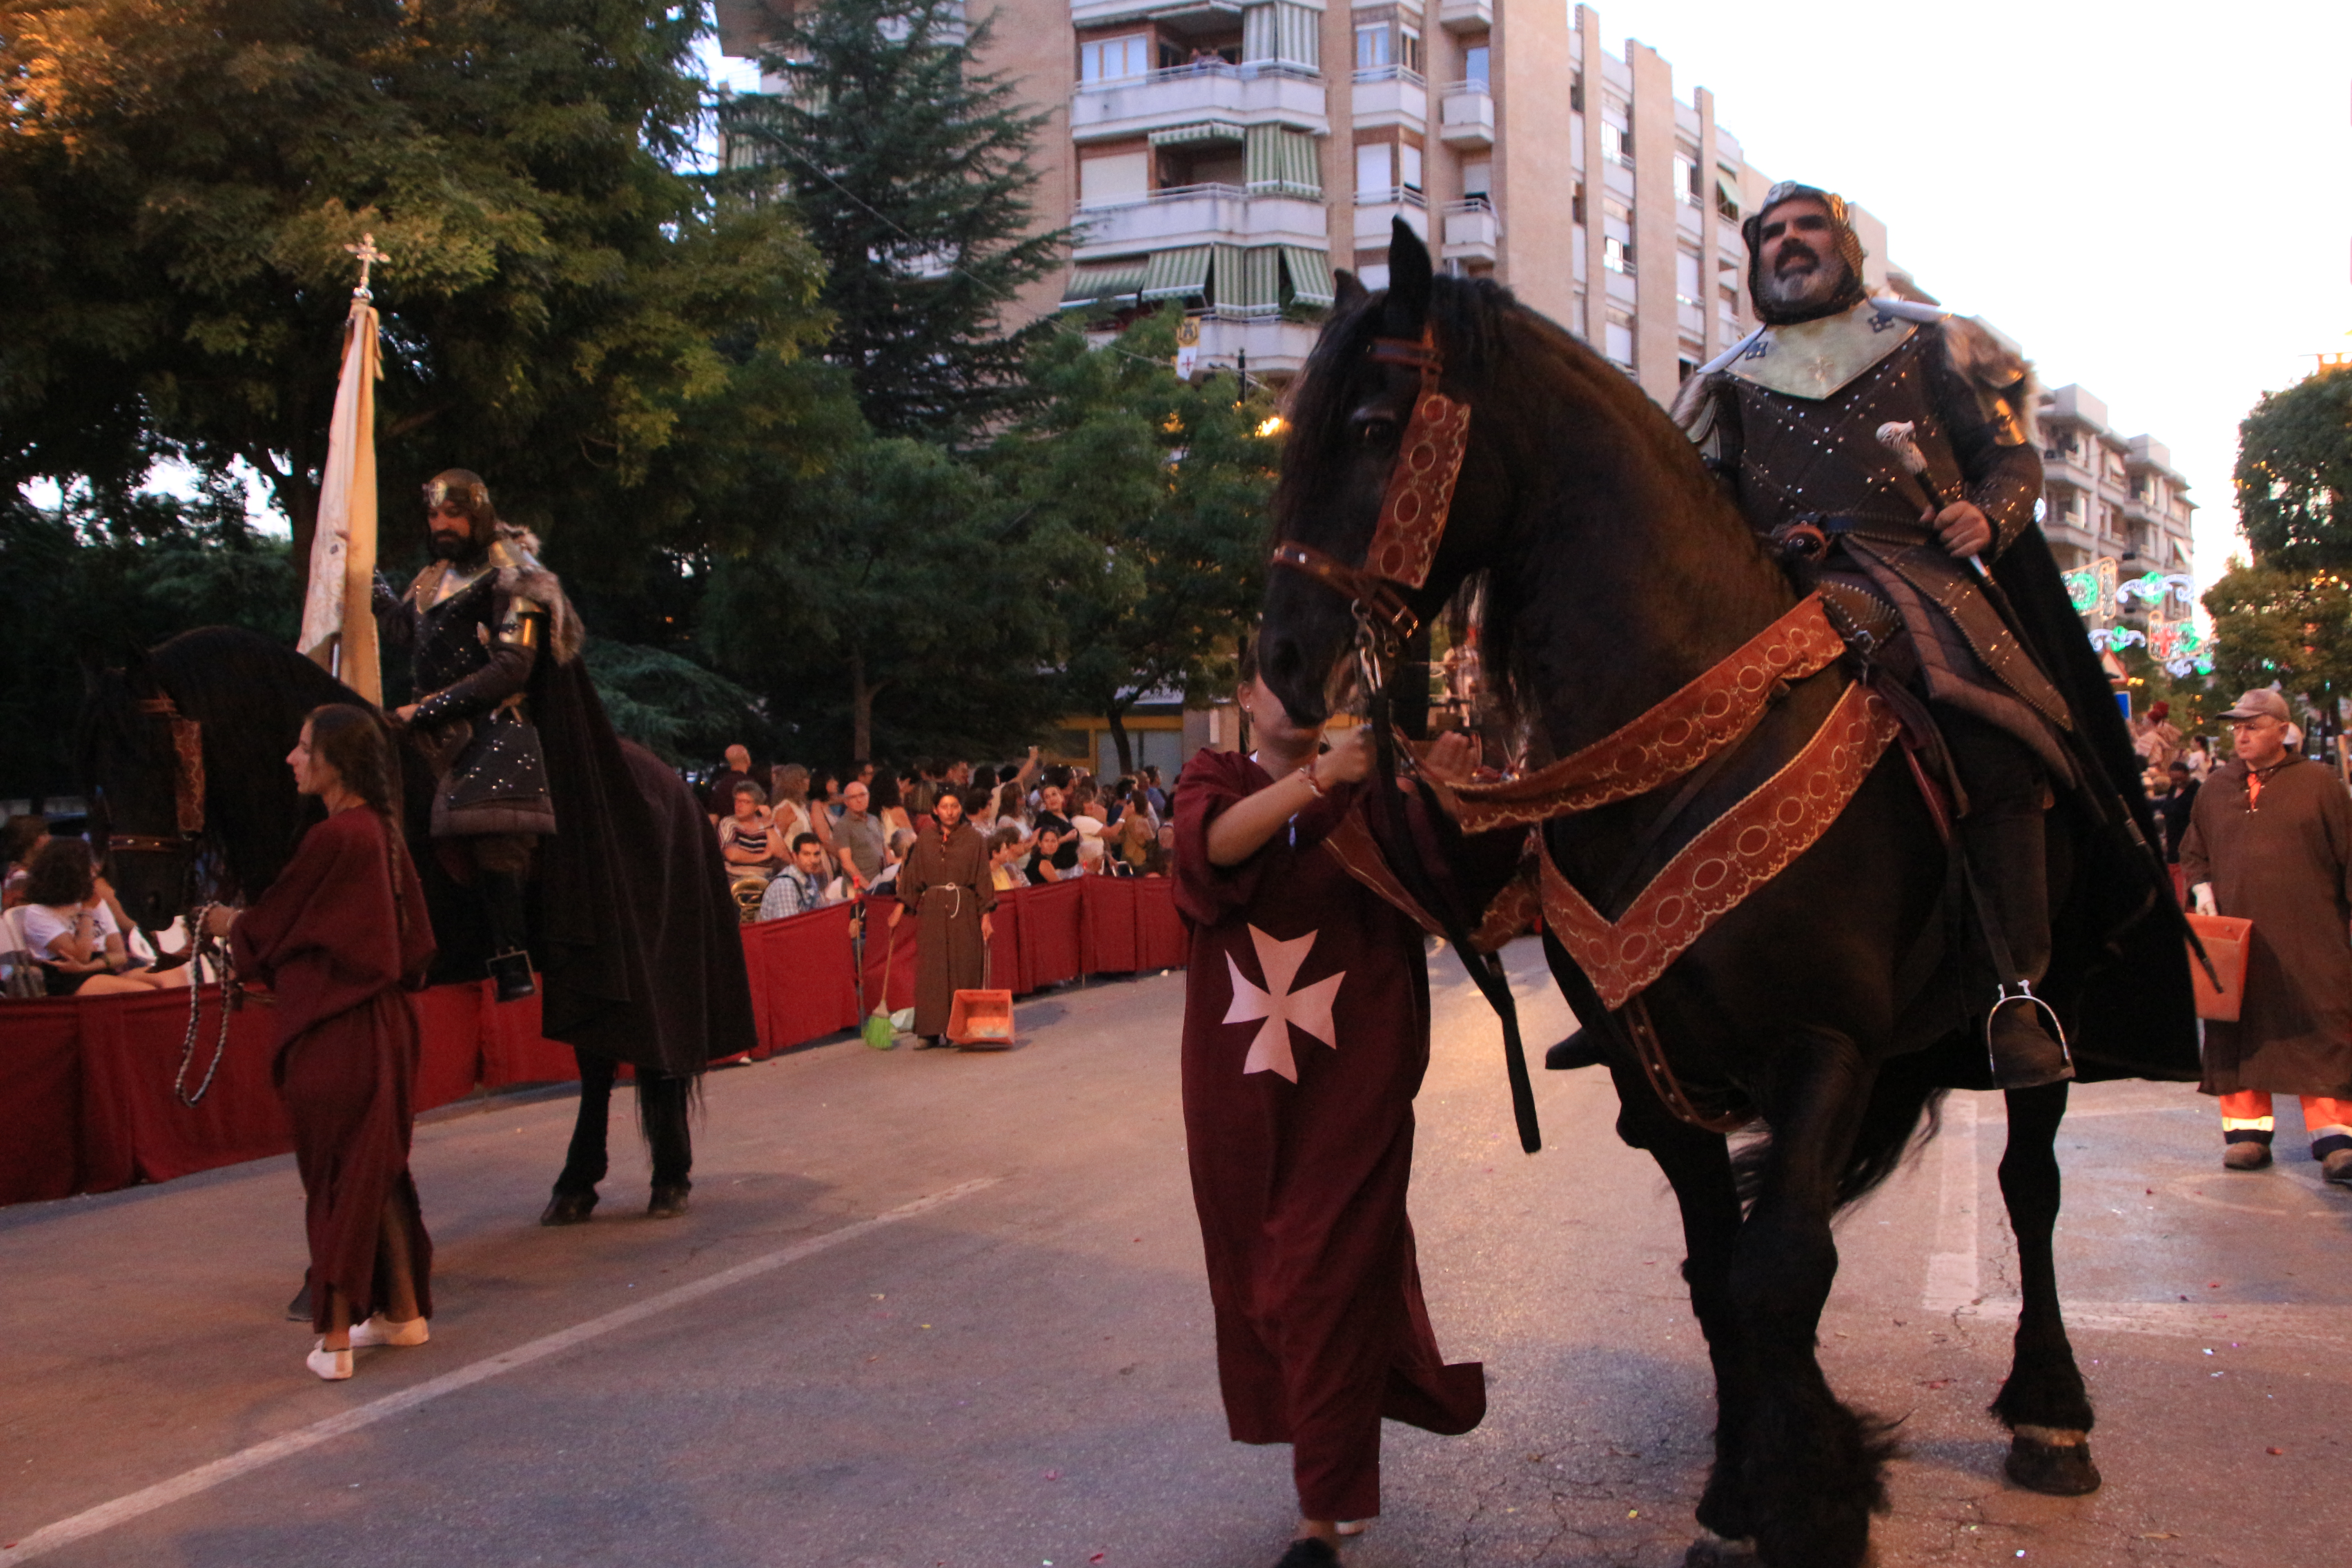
[1673,182,2076,1090]
[375,470,567,1001]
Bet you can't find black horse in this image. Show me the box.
[1256,225,2195,1567]
[83,625,755,1222]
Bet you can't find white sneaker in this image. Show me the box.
[1336,1521,1369,1538]
[306,1340,353,1381]
[349,1314,430,1348]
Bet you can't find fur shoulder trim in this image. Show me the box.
[486,528,585,664]
[1938,316,2040,447]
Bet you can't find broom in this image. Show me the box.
[862,913,898,1050]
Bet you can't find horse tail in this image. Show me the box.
[1732,1054,1949,1213]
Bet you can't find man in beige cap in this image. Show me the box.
[2180,688,2352,1181]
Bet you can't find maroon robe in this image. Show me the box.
[1173,750,1484,1523]
[231,807,437,1331]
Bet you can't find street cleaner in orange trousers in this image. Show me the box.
[1173,638,1485,1567]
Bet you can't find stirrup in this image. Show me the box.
[487,949,537,1003]
[1984,980,2071,1076]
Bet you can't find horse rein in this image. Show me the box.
[173,904,239,1107]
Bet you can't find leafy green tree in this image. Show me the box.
[726,0,1065,445]
[2201,559,2352,717]
[581,640,774,764]
[697,437,1066,761]
[0,0,837,600]
[2235,368,2352,569]
[991,314,1279,773]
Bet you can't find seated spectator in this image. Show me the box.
[1022,827,1066,885]
[705,743,756,823]
[1142,764,1169,817]
[1116,808,1156,875]
[991,780,1031,836]
[717,782,781,876]
[872,769,915,838]
[16,840,186,995]
[987,826,1029,892]
[1073,835,1107,878]
[768,764,826,856]
[4,813,52,909]
[1033,778,1081,872]
[758,833,841,921]
[869,828,918,896]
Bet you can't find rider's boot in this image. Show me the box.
[1962,804,2073,1090]
[480,869,537,1003]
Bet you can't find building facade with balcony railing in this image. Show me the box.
[2031,381,2198,662]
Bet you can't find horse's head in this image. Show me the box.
[80,652,201,933]
[1261,219,1514,727]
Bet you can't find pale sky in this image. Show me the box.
[1570,0,2352,591]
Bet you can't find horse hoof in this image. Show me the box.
[647,1185,691,1219]
[2004,1430,2101,1495]
[540,1192,598,1226]
[1545,1031,1607,1070]
[1683,1530,1761,1566]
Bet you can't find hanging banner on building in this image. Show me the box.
[1175,315,1200,381]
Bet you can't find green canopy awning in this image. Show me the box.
[1060,259,1148,309]
[1149,120,1245,147]
[1140,245,1214,302]
[1280,245,1336,309]
[1213,245,1281,318]
[1245,125,1321,198]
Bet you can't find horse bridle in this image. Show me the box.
[107,695,206,857]
[1268,326,1473,663]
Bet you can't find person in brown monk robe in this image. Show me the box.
[1174,643,1485,1568]
[205,704,437,1382]
[888,787,994,1048]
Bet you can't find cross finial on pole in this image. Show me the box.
[346,233,388,300]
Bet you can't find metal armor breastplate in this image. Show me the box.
[413,569,500,697]
[1728,333,1960,536]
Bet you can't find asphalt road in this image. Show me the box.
[3,941,2347,1568]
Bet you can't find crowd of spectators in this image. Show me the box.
[702,745,1179,925]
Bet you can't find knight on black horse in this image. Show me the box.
[1674,181,2082,1091]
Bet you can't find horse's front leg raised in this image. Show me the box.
[1989,1080,2100,1494]
[1731,1034,1893,1568]
[1602,1057,1755,1562]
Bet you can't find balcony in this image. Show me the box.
[1438,0,1494,34]
[1349,65,1427,131]
[1437,82,1493,149]
[1074,184,1330,259]
[1194,314,1324,377]
[1354,186,1429,243]
[1440,198,1496,263]
[1070,0,1247,27]
[1072,62,1329,144]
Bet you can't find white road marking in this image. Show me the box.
[1958,1297,2352,1346]
[0,1177,1001,1565]
[1921,1094,1981,1313]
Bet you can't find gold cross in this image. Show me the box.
[346,233,388,299]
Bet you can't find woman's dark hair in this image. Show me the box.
[986,826,1021,853]
[4,813,50,866]
[870,768,903,813]
[22,838,95,908]
[305,705,401,818]
[812,769,840,799]
[972,764,1000,791]
[1236,632,1259,687]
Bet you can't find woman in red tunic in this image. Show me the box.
[1174,647,1485,1567]
[206,704,437,1381]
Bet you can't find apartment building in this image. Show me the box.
[2030,382,2198,656]
[717,2,1916,406]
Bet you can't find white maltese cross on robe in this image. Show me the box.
[1224,925,1345,1082]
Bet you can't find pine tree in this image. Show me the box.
[729,0,1067,445]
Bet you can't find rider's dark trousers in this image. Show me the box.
[554,1049,693,1197]
[1940,706,2052,984]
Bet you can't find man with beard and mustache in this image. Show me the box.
[1672,182,2179,1092]
[375,470,568,1001]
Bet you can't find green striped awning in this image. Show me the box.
[1212,245,1281,318]
[1245,125,1321,198]
[1060,259,1148,310]
[1140,245,1214,302]
[1149,120,1245,147]
[1280,245,1337,309]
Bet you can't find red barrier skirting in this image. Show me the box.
[4,874,1191,1205]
